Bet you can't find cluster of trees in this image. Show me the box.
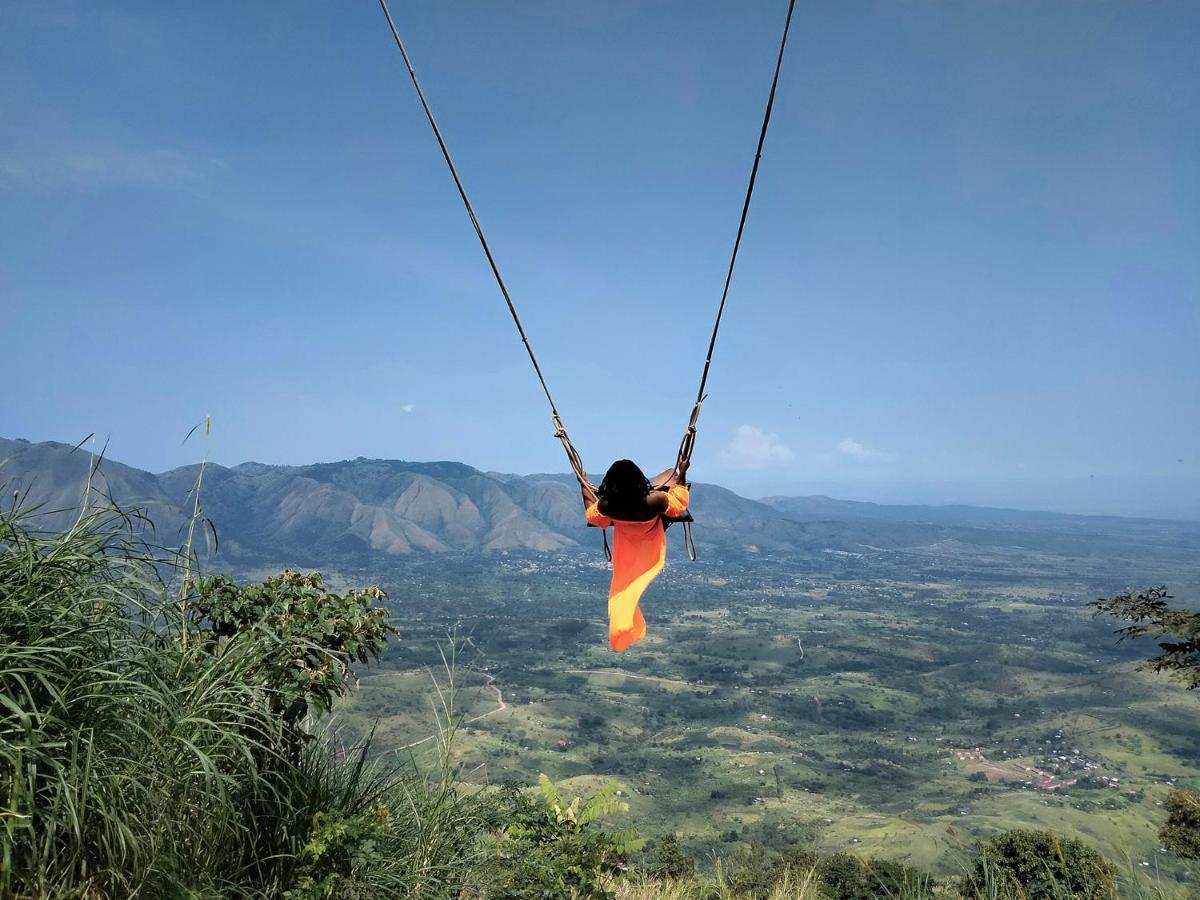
[645,828,1122,900]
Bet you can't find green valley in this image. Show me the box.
[333,535,1200,889]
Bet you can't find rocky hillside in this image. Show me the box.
[5,437,1196,572]
[0,437,810,565]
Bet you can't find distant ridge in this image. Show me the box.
[4,436,1197,571]
[0,437,808,565]
[759,494,1189,530]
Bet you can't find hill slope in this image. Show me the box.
[4,437,1197,571]
[0,437,812,565]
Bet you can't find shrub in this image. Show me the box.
[803,851,927,900]
[488,774,644,899]
[285,804,396,900]
[725,843,776,899]
[964,829,1118,899]
[1161,789,1200,859]
[191,570,396,727]
[650,832,695,879]
[0,501,484,899]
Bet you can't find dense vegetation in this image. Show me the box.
[0,504,484,898]
[2,501,1198,897]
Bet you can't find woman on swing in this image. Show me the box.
[581,459,691,652]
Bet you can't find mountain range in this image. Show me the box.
[3,436,1197,570]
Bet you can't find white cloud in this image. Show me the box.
[0,161,30,180]
[400,403,415,414]
[0,144,226,192]
[836,437,885,461]
[720,425,794,470]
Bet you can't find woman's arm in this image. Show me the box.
[580,479,598,509]
[651,460,690,490]
[582,481,613,527]
[664,483,690,516]
[645,491,670,514]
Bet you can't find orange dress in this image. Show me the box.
[585,485,690,652]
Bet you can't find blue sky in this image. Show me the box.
[2,1,1197,517]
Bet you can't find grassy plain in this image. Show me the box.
[330,529,1200,889]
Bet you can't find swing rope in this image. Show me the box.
[377,0,592,492]
[378,0,797,496]
[671,0,797,482]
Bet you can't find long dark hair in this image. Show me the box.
[596,459,652,521]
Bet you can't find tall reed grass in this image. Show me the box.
[0,500,486,898]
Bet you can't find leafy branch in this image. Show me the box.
[1090,586,1200,689]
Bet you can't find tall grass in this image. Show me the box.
[2,503,277,895]
[615,864,826,900]
[0,501,487,899]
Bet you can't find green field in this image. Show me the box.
[330,534,1200,889]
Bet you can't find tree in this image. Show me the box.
[649,831,694,879]
[814,853,926,900]
[191,570,396,728]
[1161,789,1200,859]
[964,830,1117,900]
[1090,586,1200,689]
[726,843,776,899]
[1092,587,1200,860]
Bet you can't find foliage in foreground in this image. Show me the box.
[619,829,1184,900]
[1160,789,1200,861]
[1091,586,1200,690]
[1092,586,1200,861]
[650,833,695,880]
[191,569,395,725]
[0,503,476,899]
[3,502,1195,899]
[485,774,644,899]
[963,829,1118,899]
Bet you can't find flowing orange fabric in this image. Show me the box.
[585,485,690,652]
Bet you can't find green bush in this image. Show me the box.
[724,843,777,899]
[1161,789,1200,860]
[964,829,1118,899]
[815,851,928,899]
[650,832,695,879]
[487,774,644,899]
[769,848,931,900]
[0,502,481,899]
[285,804,396,900]
[191,570,396,727]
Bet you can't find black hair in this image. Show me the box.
[596,459,652,521]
